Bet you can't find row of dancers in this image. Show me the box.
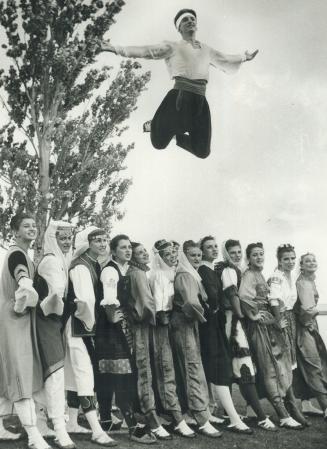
[0,213,326,449]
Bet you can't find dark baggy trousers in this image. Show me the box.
[150,89,211,159]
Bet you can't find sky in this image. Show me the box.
[95,0,327,298]
[1,0,327,301]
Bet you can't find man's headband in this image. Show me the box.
[174,9,196,30]
[88,229,107,242]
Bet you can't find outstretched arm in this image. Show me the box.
[101,40,173,60]
[209,47,258,73]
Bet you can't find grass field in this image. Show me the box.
[1,390,326,449]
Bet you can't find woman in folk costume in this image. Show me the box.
[198,236,253,435]
[63,227,116,447]
[126,242,172,440]
[149,239,195,438]
[101,9,258,159]
[268,244,316,421]
[294,253,327,419]
[33,221,75,449]
[170,240,220,438]
[239,243,304,430]
[96,234,156,444]
[215,240,276,431]
[0,213,50,449]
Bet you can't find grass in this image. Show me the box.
[1,388,326,449]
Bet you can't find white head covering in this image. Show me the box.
[43,219,74,275]
[177,251,208,301]
[73,226,99,260]
[221,240,247,274]
[151,246,176,281]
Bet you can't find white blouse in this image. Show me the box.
[268,269,297,311]
[70,265,96,331]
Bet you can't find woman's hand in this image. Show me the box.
[104,305,123,323]
[279,317,288,328]
[244,49,259,61]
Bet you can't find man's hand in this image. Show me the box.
[244,49,259,61]
[101,40,116,53]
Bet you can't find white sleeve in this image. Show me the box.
[38,256,66,316]
[100,266,120,307]
[150,272,165,312]
[268,273,282,306]
[221,267,238,290]
[209,45,244,74]
[70,265,95,331]
[115,41,173,60]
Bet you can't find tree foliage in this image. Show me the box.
[0,0,151,253]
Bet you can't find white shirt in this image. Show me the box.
[115,40,244,81]
[70,265,96,331]
[100,261,129,307]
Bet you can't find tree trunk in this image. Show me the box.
[34,137,51,263]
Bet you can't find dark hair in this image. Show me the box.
[225,239,241,252]
[110,234,130,252]
[276,244,295,261]
[10,212,35,231]
[183,240,199,254]
[245,242,264,259]
[199,235,215,252]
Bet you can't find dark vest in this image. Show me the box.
[65,254,101,337]
[95,260,130,337]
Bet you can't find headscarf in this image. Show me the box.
[43,219,74,279]
[150,243,176,283]
[177,251,208,301]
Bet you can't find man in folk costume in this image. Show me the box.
[101,8,258,159]
[96,235,156,444]
[0,213,50,449]
[63,227,116,447]
[33,221,76,449]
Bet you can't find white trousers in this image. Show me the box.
[44,368,65,419]
[64,318,94,396]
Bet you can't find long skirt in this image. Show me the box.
[282,310,297,369]
[296,318,327,396]
[245,319,292,403]
[0,305,43,402]
[225,311,256,384]
[36,307,65,379]
[151,89,211,159]
[199,310,233,386]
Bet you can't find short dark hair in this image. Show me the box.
[246,242,264,259]
[183,240,199,254]
[225,239,241,252]
[199,235,215,252]
[10,212,35,231]
[110,234,130,252]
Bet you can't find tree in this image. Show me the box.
[0,0,151,255]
